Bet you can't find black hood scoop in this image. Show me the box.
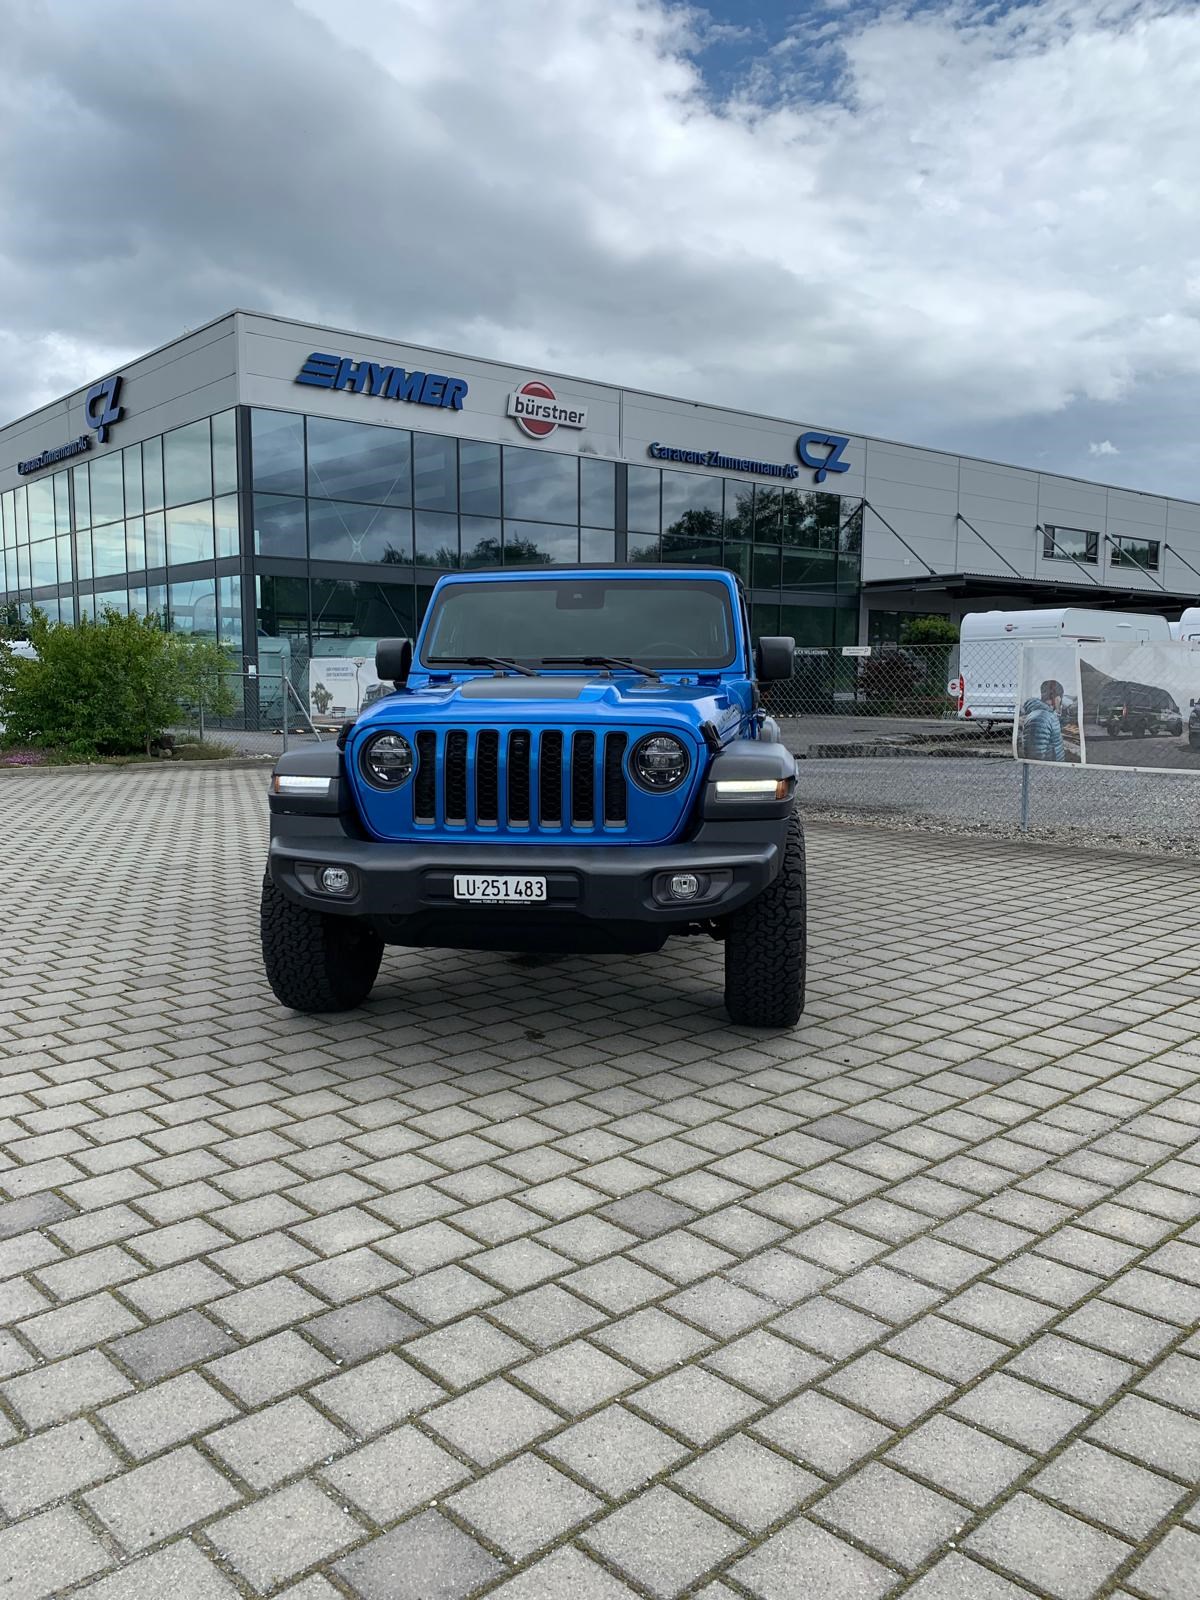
[456,677,586,700]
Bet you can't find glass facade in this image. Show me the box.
[2,402,863,688]
[0,409,241,650]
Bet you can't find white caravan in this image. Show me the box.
[950,608,1171,725]
[1170,607,1200,642]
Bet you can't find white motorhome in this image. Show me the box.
[949,608,1171,725]
[1170,607,1200,642]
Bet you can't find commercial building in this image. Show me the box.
[3,309,1199,698]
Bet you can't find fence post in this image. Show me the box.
[198,681,205,746]
[281,667,288,754]
[1020,762,1031,832]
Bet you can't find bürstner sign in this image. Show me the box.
[507,381,588,438]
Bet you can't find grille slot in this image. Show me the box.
[508,731,531,825]
[571,732,596,826]
[414,732,436,822]
[445,730,468,824]
[540,731,564,825]
[476,731,499,825]
[603,733,628,825]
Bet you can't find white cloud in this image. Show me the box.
[1089,440,1120,456]
[1,0,1200,490]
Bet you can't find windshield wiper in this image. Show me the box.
[542,655,662,682]
[428,655,537,677]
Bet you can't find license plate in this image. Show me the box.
[453,874,548,904]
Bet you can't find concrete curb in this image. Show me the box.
[0,755,275,778]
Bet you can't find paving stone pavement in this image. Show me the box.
[2,766,1200,1599]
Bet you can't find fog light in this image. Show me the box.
[320,867,353,895]
[669,873,700,900]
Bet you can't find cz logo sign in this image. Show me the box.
[797,431,850,485]
[84,375,124,443]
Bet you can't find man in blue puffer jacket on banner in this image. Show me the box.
[1021,679,1066,762]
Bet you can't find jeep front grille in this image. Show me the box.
[408,726,630,833]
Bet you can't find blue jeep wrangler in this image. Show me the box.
[261,566,805,1027]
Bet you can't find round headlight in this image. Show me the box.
[361,733,414,788]
[631,733,690,792]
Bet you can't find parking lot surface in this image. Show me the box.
[2,766,1199,1600]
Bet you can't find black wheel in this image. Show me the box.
[260,874,383,1012]
[1105,722,1120,739]
[1132,722,1147,739]
[723,811,806,1029]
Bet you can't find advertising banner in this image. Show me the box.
[1015,640,1200,772]
[308,655,384,722]
[1014,643,1084,764]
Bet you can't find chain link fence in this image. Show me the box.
[175,667,329,758]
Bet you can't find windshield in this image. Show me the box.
[421,578,738,670]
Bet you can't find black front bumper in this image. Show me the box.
[267,814,790,952]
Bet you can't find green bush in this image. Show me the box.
[0,608,237,760]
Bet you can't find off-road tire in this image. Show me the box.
[260,874,383,1012]
[723,810,806,1029]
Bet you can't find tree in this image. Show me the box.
[0,608,237,759]
[899,615,959,646]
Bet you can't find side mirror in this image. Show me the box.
[376,638,413,685]
[755,636,795,682]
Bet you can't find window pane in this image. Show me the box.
[626,465,660,534]
[76,530,93,581]
[628,532,660,563]
[753,547,781,588]
[662,535,721,566]
[722,542,751,582]
[94,587,129,617]
[580,527,615,563]
[257,575,309,642]
[14,488,27,543]
[460,441,500,518]
[753,603,780,639]
[144,511,166,569]
[31,541,57,587]
[219,575,243,649]
[460,517,503,568]
[840,502,863,553]
[146,584,167,625]
[164,420,212,507]
[27,478,55,540]
[782,549,837,589]
[309,499,413,565]
[753,487,782,543]
[310,578,415,648]
[1111,536,1160,570]
[580,459,616,529]
[123,445,143,517]
[166,500,215,566]
[92,522,127,578]
[169,578,217,637]
[142,436,165,513]
[251,409,305,495]
[90,453,124,526]
[503,447,577,524]
[129,587,147,618]
[413,433,458,513]
[54,473,70,534]
[15,543,29,590]
[503,522,578,563]
[723,481,753,541]
[307,417,411,506]
[125,517,145,573]
[782,489,840,549]
[254,494,306,559]
[415,509,458,567]
[662,469,722,536]
[56,534,73,585]
[212,410,238,497]
[781,603,835,647]
[1,490,12,548]
[214,494,240,559]
[1042,524,1099,563]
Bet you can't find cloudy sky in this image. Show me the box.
[3,0,1199,493]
